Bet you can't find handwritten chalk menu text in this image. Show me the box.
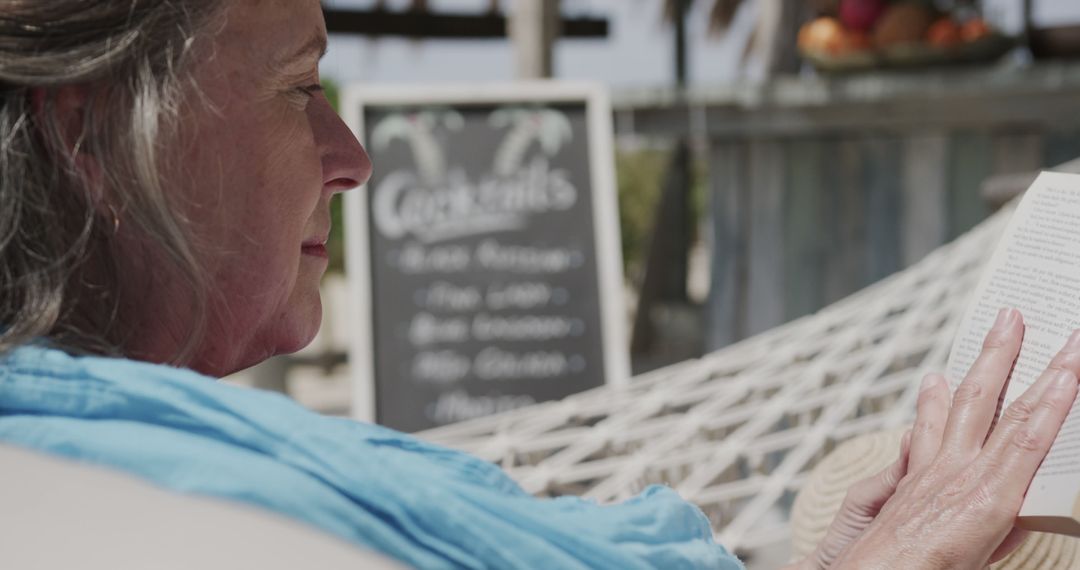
[349,90,625,433]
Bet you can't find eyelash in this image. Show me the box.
[296,84,323,99]
[286,83,323,109]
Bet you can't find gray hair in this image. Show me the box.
[0,1,225,360]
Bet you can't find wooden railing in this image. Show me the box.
[613,61,1080,350]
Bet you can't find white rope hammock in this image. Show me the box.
[418,202,1010,556]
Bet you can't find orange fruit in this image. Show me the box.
[799,17,847,54]
[799,18,873,56]
[961,18,992,42]
[873,3,934,49]
[843,31,874,54]
[926,17,962,48]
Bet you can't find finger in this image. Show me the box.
[979,340,1080,495]
[813,440,911,568]
[841,436,910,517]
[909,374,950,473]
[939,308,1023,460]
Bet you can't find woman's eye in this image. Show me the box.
[288,84,323,108]
[297,84,323,98]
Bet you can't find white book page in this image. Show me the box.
[946,172,1080,519]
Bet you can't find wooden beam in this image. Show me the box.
[613,63,1080,140]
[510,0,560,79]
[322,7,607,40]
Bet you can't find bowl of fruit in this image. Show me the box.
[798,0,1014,73]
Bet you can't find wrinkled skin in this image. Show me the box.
[115,0,372,375]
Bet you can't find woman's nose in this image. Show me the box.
[314,98,372,193]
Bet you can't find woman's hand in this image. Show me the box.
[789,431,912,570]
[796,308,1080,569]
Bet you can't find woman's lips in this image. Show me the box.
[301,243,329,259]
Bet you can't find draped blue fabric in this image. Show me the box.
[0,345,743,569]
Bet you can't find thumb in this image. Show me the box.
[812,431,911,569]
[843,430,910,516]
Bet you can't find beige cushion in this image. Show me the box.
[0,444,406,570]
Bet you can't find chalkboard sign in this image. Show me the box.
[342,83,628,433]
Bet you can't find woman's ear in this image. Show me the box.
[29,84,105,201]
[30,84,90,149]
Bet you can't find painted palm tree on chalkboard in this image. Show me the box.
[489,108,573,178]
[370,110,465,186]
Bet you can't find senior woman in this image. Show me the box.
[0,1,1077,569]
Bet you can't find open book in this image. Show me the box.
[947,171,1080,537]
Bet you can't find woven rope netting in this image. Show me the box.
[418,203,1011,556]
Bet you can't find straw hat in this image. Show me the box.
[789,428,1080,569]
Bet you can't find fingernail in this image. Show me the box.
[920,375,940,393]
[1067,330,1080,352]
[993,308,1017,331]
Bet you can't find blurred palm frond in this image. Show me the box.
[707,0,744,32]
[663,0,745,33]
[664,0,839,35]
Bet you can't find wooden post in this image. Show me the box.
[631,0,694,360]
[631,140,694,355]
[755,0,812,76]
[674,0,688,88]
[1023,0,1034,48]
[509,0,560,79]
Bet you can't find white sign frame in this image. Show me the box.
[341,81,630,424]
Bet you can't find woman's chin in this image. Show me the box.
[203,286,325,375]
[216,318,321,377]
[275,304,323,356]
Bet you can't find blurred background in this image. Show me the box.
[229,0,1080,421]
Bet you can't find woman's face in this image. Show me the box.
[124,0,370,375]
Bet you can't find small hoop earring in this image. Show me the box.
[107,204,120,234]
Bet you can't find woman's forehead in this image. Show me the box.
[219,0,326,64]
[273,32,328,71]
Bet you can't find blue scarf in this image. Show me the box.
[0,345,742,569]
